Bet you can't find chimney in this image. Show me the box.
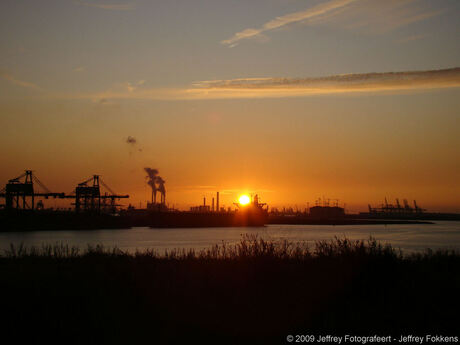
[203,197,206,206]
[216,192,219,212]
[212,198,215,212]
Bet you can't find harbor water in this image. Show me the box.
[0,221,459,255]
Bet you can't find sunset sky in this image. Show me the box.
[1,0,459,212]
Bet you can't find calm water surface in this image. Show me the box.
[0,222,459,254]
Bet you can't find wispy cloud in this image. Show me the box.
[167,185,219,194]
[64,67,460,102]
[74,1,135,11]
[397,34,431,44]
[168,186,274,195]
[222,0,444,47]
[222,0,357,47]
[191,68,460,98]
[0,71,42,91]
[341,1,443,34]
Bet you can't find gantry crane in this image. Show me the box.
[0,170,65,211]
[64,175,129,213]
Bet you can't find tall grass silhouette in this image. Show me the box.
[1,235,459,345]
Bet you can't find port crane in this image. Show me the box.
[65,175,129,213]
[0,170,65,211]
[368,197,425,215]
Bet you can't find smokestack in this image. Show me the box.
[212,198,215,212]
[157,176,166,205]
[144,167,166,205]
[203,197,206,206]
[144,168,158,204]
[216,192,219,212]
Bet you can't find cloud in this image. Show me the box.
[59,68,460,102]
[341,1,443,34]
[93,98,119,106]
[170,185,218,193]
[0,71,42,91]
[114,80,146,93]
[190,68,460,98]
[222,0,357,47]
[397,34,431,44]
[221,0,444,47]
[73,66,86,72]
[74,1,135,11]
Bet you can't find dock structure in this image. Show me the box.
[0,170,65,211]
[367,198,425,216]
[64,175,129,213]
[0,170,129,214]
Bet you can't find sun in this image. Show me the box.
[238,194,251,205]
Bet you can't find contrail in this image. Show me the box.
[222,0,358,47]
[65,67,460,101]
[193,67,460,92]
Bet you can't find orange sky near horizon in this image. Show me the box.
[1,90,459,213]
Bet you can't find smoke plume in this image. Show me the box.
[144,167,166,203]
[126,136,137,145]
[156,176,166,194]
[144,167,158,192]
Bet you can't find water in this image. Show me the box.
[0,221,459,255]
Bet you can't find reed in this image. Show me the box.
[1,235,459,345]
[1,234,411,260]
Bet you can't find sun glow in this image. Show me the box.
[238,194,251,205]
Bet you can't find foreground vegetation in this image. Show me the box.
[1,235,459,344]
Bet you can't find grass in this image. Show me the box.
[1,235,459,345]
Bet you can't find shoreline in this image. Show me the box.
[0,212,440,232]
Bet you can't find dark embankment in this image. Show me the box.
[0,211,132,231]
[268,215,433,225]
[1,236,459,344]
